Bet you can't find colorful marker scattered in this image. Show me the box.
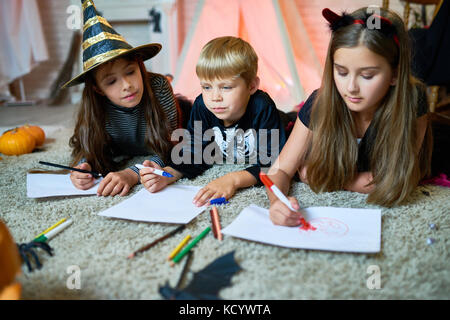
[34,218,67,240]
[210,206,223,241]
[167,234,191,261]
[128,225,185,259]
[34,219,73,243]
[171,227,211,266]
[210,197,228,205]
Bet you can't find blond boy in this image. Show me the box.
[139,36,288,206]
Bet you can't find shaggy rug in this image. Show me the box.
[0,127,449,300]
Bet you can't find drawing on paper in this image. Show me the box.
[299,217,349,237]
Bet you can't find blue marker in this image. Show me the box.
[210,197,229,205]
[135,164,174,178]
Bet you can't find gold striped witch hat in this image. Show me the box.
[62,0,161,88]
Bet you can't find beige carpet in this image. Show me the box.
[0,127,449,300]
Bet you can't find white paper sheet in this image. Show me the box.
[98,185,205,224]
[27,173,100,198]
[222,204,381,253]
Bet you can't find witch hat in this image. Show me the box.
[62,0,161,88]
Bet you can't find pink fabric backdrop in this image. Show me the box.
[173,0,323,111]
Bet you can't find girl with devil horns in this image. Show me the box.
[265,7,435,226]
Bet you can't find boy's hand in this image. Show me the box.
[269,197,304,226]
[193,174,237,207]
[97,168,138,197]
[70,162,96,190]
[140,160,180,193]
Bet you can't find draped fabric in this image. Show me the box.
[409,0,450,86]
[172,0,323,111]
[0,0,48,88]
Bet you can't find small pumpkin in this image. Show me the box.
[0,220,22,300]
[0,128,36,156]
[19,124,45,147]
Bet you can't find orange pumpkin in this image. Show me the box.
[0,220,22,300]
[19,124,45,146]
[0,128,36,156]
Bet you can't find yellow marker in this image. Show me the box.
[34,218,67,239]
[167,234,191,261]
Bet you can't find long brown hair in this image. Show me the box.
[69,55,173,175]
[305,7,432,207]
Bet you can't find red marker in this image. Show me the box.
[260,171,314,229]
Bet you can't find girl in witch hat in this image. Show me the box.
[64,0,187,196]
[265,7,439,226]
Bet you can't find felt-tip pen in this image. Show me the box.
[135,164,174,178]
[260,171,312,229]
[34,219,73,243]
[260,172,297,211]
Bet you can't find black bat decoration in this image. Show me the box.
[17,240,54,272]
[159,251,241,300]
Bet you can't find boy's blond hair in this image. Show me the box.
[196,36,258,85]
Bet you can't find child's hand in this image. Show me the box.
[70,162,96,190]
[140,160,179,193]
[97,168,138,196]
[269,197,304,226]
[298,165,309,184]
[193,174,237,207]
[344,171,374,193]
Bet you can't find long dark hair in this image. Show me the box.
[69,55,173,174]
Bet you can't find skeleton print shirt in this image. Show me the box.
[169,90,287,184]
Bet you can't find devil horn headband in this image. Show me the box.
[322,8,399,47]
[322,8,357,32]
[322,8,340,24]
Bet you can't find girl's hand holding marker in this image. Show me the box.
[70,162,98,191]
[137,161,180,194]
[135,164,174,178]
[260,172,314,229]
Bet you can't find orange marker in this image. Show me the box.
[210,206,223,241]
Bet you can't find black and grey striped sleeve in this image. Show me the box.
[150,74,179,132]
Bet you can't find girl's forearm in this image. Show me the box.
[265,168,293,204]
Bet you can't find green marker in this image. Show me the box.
[171,226,211,265]
[34,219,73,243]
